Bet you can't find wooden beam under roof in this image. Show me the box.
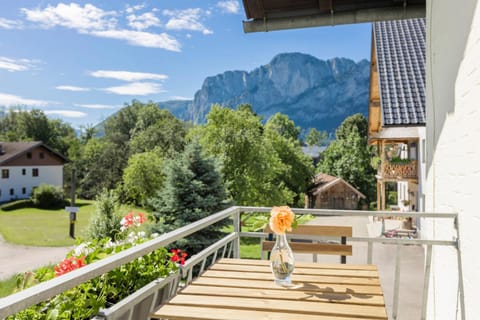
[368,30,382,140]
[242,0,425,33]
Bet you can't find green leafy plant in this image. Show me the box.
[370,156,382,170]
[389,157,412,164]
[31,184,67,209]
[8,213,179,320]
[86,189,122,240]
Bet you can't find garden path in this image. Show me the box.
[0,234,71,280]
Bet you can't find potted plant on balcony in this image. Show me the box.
[390,156,412,165]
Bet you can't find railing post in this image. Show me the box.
[421,244,433,320]
[367,240,373,264]
[233,209,241,258]
[392,244,402,319]
[341,236,347,264]
[454,217,466,320]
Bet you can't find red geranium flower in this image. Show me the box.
[170,249,188,265]
[54,256,86,277]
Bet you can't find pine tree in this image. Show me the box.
[148,142,230,254]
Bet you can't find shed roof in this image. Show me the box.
[309,173,366,199]
[374,18,426,126]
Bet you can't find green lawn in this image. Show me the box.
[0,275,18,298]
[0,200,95,246]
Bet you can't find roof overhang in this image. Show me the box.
[368,125,424,144]
[242,0,426,33]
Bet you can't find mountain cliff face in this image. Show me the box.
[179,52,370,132]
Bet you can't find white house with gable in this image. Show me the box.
[0,141,67,203]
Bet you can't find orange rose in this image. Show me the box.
[269,206,295,234]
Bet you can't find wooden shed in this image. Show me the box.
[305,173,366,210]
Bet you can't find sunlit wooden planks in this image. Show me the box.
[192,277,385,295]
[154,305,383,320]
[151,258,387,320]
[201,269,380,286]
[209,262,379,277]
[182,284,386,306]
[217,258,378,270]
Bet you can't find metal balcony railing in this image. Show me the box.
[0,206,462,320]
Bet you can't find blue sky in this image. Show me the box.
[0,1,371,128]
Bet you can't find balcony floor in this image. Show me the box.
[296,216,424,320]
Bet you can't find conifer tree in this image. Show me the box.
[148,141,230,254]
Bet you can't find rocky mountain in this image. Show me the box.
[157,100,192,121]
[161,52,370,133]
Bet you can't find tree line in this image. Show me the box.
[0,101,375,210]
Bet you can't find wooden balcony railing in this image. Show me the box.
[381,160,418,180]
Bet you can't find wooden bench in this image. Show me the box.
[262,225,353,264]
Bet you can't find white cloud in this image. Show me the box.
[0,17,23,29]
[127,12,160,30]
[90,70,168,82]
[0,92,49,106]
[21,3,116,31]
[163,8,213,35]
[20,3,180,51]
[126,4,145,14]
[102,82,164,95]
[44,110,88,118]
[90,29,180,51]
[217,1,240,14]
[0,56,39,72]
[56,85,90,92]
[75,103,118,109]
[170,96,192,101]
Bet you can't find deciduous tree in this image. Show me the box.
[122,151,165,206]
[197,105,295,206]
[305,128,328,146]
[317,114,375,202]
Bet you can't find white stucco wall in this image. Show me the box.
[425,0,480,319]
[0,166,63,202]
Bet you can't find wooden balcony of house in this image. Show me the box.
[0,207,461,320]
[380,159,418,181]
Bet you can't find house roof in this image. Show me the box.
[374,18,426,126]
[0,141,68,165]
[309,173,366,199]
[241,0,425,33]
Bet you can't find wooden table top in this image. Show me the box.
[152,258,387,320]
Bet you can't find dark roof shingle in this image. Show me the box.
[374,18,426,126]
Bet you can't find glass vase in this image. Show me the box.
[270,233,295,285]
